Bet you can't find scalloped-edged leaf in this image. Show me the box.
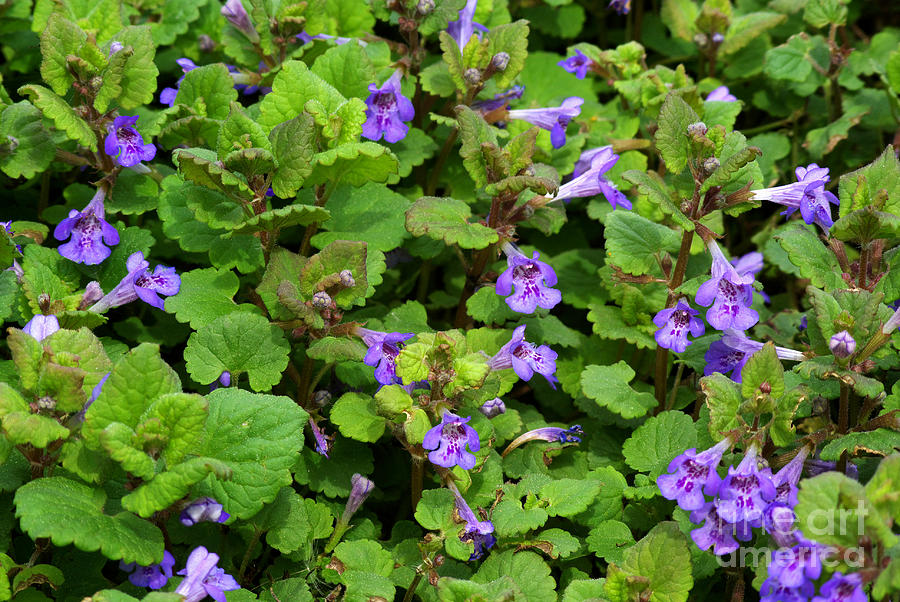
[269,114,316,198]
[173,63,238,121]
[405,197,499,249]
[173,148,252,199]
[228,205,330,236]
[306,142,399,187]
[18,85,96,150]
[259,60,348,131]
[121,457,231,518]
[0,102,55,179]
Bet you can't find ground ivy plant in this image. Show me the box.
[1,0,900,600]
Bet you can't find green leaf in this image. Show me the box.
[864,453,900,524]
[405,197,499,250]
[173,148,252,200]
[473,551,556,601]
[621,170,693,231]
[775,224,844,291]
[0,102,55,179]
[417,0,466,36]
[39,14,87,96]
[581,362,658,419]
[14,477,164,565]
[741,342,785,399]
[804,105,867,157]
[306,142,399,187]
[700,373,743,436]
[721,12,786,55]
[456,106,499,188]
[700,144,762,194]
[819,430,900,461]
[108,26,158,110]
[121,457,230,518]
[764,34,827,83]
[586,304,656,349]
[312,182,411,252]
[311,42,377,100]
[586,520,635,565]
[838,146,900,217]
[193,388,307,518]
[82,344,181,449]
[165,268,260,329]
[269,115,316,198]
[306,337,367,363]
[255,488,333,555]
[18,85,96,150]
[330,393,387,443]
[655,94,701,175]
[390,127,440,179]
[216,102,272,158]
[466,286,519,325]
[150,0,209,44]
[604,210,681,275]
[174,64,238,120]
[795,472,892,548]
[228,204,331,236]
[661,0,699,41]
[259,60,348,131]
[487,21,529,89]
[0,383,70,448]
[622,411,698,479]
[608,522,693,602]
[804,0,848,28]
[108,169,159,216]
[539,478,601,517]
[184,312,290,392]
[299,240,369,308]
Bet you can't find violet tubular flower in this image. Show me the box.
[53,189,120,265]
[309,417,332,458]
[487,324,558,389]
[706,86,737,102]
[770,446,811,507]
[120,551,175,590]
[472,86,525,115]
[768,533,823,589]
[174,547,240,602]
[104,116,156,168]
[479,397,505,418]
[653,300,705,353]
[501,424,582,457]
[689,502,752,556]
[22,314,60,342]
[446,0,480,52]
[422,411,481,470]
[696,240,759,331]
[449,482,496,560]
[160,58,198,107]
[362,71,415,144]
[759,576,816,602]
[180,498,230,527]
[221,0,259,42]
[553,146,632,209]
[715,443,776,526]
[657,438,731,511]
[731,251,770,304]
[813,571,867,602]
[88,252,180,313]
[356,327,415,388]
[704,329,805,382]
[495,243,561,314]
[608,0,630,14]
[830,330,856,359]
[507,97,583,149]
[751,163,838,232]
[558,49,594,79]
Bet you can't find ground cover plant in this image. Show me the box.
[1,0,900,600]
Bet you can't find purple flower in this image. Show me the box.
[830,330,856,359]
[449,484,496,561]
[696,240,759,331]
[22,314,60,342]
[104,116,156,168]
[174,547,240,602]
[558,49,594,79]
[715,443,776,526]
[689,503,752,556]
[704,329,805,382]
[751,164,838,231]
[479,398,505,418]
[653,300,705,353]
[472,86,525,115]
[657,438,731,511]
[487,324,558,389]
[813,572,867,602]
[362,71,415,144]
[120,551,175,590]
[180,498,230,527]
[356,327,415,387]
[706,86,737,102]
[1,221,21,254]
[88,252,180,313]
[760,576,816,602]
[768,533,823,588]
[343,473,374,520]
[553,146,632,209]
[297,32,354,46]
[764,502,798,548]
[309,418,332,458]
[495,244,561,314]
[731,252,770,304]
[53,189,120,265]
[446,0,480,52]
[507,97,583,149]
[501,424,582,457]
[221,0,259,42]
[209,371,231,392]
[423,411,481,470]
[608,0,630,14]
[160,58,198,107]
[771,446,811,507]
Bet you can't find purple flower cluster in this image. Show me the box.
[553,146,632,209]
[54,189,119,265]
[356,327,416,390]
[507,97,583,149]
[423,411,480,470]
[751,164,838,232]
[487,324,558,389]
[362,71,415,144]
[88,252,181,313]
[495,243,561,314]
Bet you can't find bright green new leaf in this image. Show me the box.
[622,411,698,479]
[330,393,387,443]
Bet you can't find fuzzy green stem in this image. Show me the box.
[402,573,424,602]
[238,529,262,583]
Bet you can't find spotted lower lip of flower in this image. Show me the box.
[688,502,752,556]
[715,443,776,526]
[422,411,481,470]
[501,424,582,457]
[657,437,731,511]
[88,252,180,313]
[53,189,120,265]
[120,551,175,590]
[695,240,759,331]
[767,533,823,589]
[495,243,561,314]
[558,49,595,79]
[356,326,415,388]
[487,324,559,389]
[552,146,631,209]
[180,497,230,527]
[104,116,156,168]
[361,71,415,144]
[653,300,705,353]
[506,97,584,149]
[813,571,866,602]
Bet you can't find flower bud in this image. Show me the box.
[79,281,104,310]
[339,269,355,287]
[416,0,435,15]
[313,390,332,407]
[312,291,332,308]
[687,121,708,137]
[464,68,482,86]
[479,398,506,418]
[693,33,709,47]
[38,293,50,313]
[491,52,510,71]
[344,473,374,519]
[180,497,230,526]
[712,32,724,45]
[702,157,720,175]
[108,41,124,56]
[830,330,856,359]
[221,0,259,43]
[198,34,215,53]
